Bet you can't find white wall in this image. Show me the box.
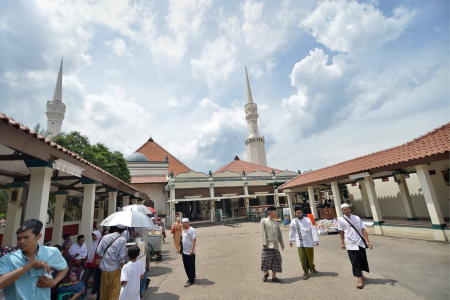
[131,183,166,214]
[347,160,450,219]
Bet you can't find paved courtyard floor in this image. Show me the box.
[142,222,449,300]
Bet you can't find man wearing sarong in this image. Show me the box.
[289,206,319,280]
[338,203,373,289]
[260,206,284,283]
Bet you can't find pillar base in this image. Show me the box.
[432,227,448,241]
[365,216,373,219]
[373,225,383,235]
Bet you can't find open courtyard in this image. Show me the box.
[143,222,449,300]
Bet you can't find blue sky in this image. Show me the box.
[0,0,448,174]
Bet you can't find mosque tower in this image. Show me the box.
[46,58,66,138]
[244,67,267,166]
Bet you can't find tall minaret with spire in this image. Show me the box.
[244,67,267,166]
[46,58,66,138]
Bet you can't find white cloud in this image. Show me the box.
[166,94,193,108]
[190,37,238,88]
[301,0,416,53]
[249,58,277,79]
[107,38,133,58]
[1,71,18,87]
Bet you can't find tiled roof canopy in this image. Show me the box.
[135,138,190,176]
[131,175,168,184]
[0,112,149,199]
[280,123,450,190]
[213,157,282,175]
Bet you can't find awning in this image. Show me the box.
[147,207,157,214]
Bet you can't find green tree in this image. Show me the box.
[52,132,131,183]
[0,189,10,220]
[33,123,50,137]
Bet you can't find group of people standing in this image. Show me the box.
[0,219,145,300]
[260,204,373,289]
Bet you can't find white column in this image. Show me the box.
[170,185,176,219]
[315,188,322,204]
[107,189,118,216]
[80,181,96,246]
[3,183,26,246]
[25,165,53,245]
[286,192,294,220]
[97,201,105,228]
[209,184,215,222]
[51,192,68,246]
[358,180,373,218]
[274,188,280,207]
[330,181,343,219]
[131,197,137,205]
[415,164,447,241]
[307,186,318,219]
[396,174,417,220]
[122,195,130,207]
[363,176,383,235]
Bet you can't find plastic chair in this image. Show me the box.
[57,292,74,300]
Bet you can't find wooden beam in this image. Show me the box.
[0,154,36,161]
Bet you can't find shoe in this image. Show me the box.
[184,282,191,287]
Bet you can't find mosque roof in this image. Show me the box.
[279,122,450,191]
[134,138,190,176]
[213,156,282,175]
[131,175,168,184]
[127,152,149,162]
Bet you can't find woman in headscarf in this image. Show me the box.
[56,254,85,300]
[171,217,183,252]
[81,231,102,299]
[62,239,83,269]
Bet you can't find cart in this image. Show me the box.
[146,226,164,261]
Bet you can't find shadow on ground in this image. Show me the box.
[281,276,302,284]
[313,271,339,278]
[149,266,173,276]
[366,278,397,286]
[194,278,215,287]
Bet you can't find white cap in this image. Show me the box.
[341,203,350,209]
[182,218,189,223]
[151,217,155,220]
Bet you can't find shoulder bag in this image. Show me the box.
[94,236,120,267]
[343,216,368,248]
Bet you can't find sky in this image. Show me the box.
[0,0,448,174]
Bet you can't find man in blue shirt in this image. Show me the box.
[0,219,68,300]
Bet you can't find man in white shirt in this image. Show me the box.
[289,206,319,280]
[69,235,88,268]
[338,203,373,289]
[180,218,196,287]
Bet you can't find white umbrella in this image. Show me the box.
[122,205,153,215]
[100,211,156,228]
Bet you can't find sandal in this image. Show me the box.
[262,274,269,282]
[357,283,364,289]
[312,269,318,273]
[271,277,283,283]
[302,274,309,280]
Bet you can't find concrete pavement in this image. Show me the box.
[143,222,449,300]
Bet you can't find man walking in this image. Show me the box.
[96,225,127,300]
[260,206,284,283]
[338,203,373,289]
[180,218,196,287]
[0,219,68,299]
[289,206,319,280]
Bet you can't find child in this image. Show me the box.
[119,246,145,300]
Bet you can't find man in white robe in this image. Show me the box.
[289,206,319,280]
[69,234,88,268]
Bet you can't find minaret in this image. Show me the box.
[46,58,66,138]
[244,67,267,166]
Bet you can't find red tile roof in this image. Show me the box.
[279,123,450,190]
[135,139,190,176]
[131,175,168,184]
[0,112,149,199]
[213,157,282,175]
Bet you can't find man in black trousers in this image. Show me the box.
[179,218,196,287]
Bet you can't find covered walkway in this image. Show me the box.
[0,112,150,246]
[280,123,450,241]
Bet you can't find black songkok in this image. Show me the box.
[294,206,302,212]
[77,235,85,240]
[21,219,43,232]
[267,206,276,211]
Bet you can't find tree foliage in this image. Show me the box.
[0,189,10,220]
[33,123,50,137]
[53,132,131,183]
